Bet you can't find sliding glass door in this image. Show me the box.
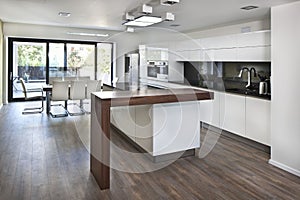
[10,41,46,99]
[8,38,113,102]
[49,43,65,79]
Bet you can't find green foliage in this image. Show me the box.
[67,49,83,68]
[98,48,111,74]
[17,44,45,67]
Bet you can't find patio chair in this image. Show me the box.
[20,78,44,114]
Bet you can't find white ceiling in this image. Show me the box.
[0,0,299,32]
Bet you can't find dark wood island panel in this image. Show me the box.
[90,88,213,190]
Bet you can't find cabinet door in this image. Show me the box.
[236,31,271,47]
[175,50,189,61]
[245,97,271,145]
[200,35,236,49]
[220,93,246,136]
[135,105,153,153]
[153,102,200,156]
[213,48,237,61]
[188,49,203,61]
[110,106,136,141]
[236,46,271,61]
[200,91,220,127]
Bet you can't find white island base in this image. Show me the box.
[111,101,201,159]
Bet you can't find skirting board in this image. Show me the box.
[269,159,300,177]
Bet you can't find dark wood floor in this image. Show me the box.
[0,102,299,200]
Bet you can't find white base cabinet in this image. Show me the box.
[201,92,271,146]
[111,101,201,156]
[245,97,271,145]
[200,91,221,128]
[220,93,246,137]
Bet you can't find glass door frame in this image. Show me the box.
[8,37,114,102]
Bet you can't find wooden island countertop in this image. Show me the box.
[90,88,213,190]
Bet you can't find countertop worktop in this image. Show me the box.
[105,79,270,101]
[94,87,213,104]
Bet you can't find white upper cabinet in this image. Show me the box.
[200,35,236,49]
[173,30,271,62]
[236,46,271,61]
[146,47,168,61]
[236,30,271,47]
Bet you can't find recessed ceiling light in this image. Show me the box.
[170,24,180,27]
[58,12,71,17]
[240,5,259,11]
[67,32,109,37]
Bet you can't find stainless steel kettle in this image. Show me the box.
[259,81,268,95]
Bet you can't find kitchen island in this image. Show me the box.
[90,88,213,190]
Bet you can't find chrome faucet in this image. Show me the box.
[238,67,257,88]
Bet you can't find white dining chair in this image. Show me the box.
[50,80,69,118]
[83,80,101,113]
[20,78,44,114]
[68,80,86,116]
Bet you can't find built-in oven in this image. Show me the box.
[147,61,168,81]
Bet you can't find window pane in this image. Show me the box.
[49,43,64,78]
[97,43,112,85]
[67,44,95,79]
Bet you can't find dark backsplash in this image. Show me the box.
[184,61,271,99]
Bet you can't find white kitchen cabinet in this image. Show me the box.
[245,97,271,145]
[236,30,271,47]
[207,48,237,61]
[188,49,204,61]
[200,35,236,49]
[152,101,200,156]
[236,46,271,61]
[200,91,221,127]
[111,102,201,156]
[175,50,189,61]
[220,93,246,137]
[146,47,168,61]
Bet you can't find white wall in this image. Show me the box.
[270,1,300,176]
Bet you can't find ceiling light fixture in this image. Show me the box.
[123,15,162,27]
[58,12,71,17]
[67,32,109,37]
[240,5,259,10]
